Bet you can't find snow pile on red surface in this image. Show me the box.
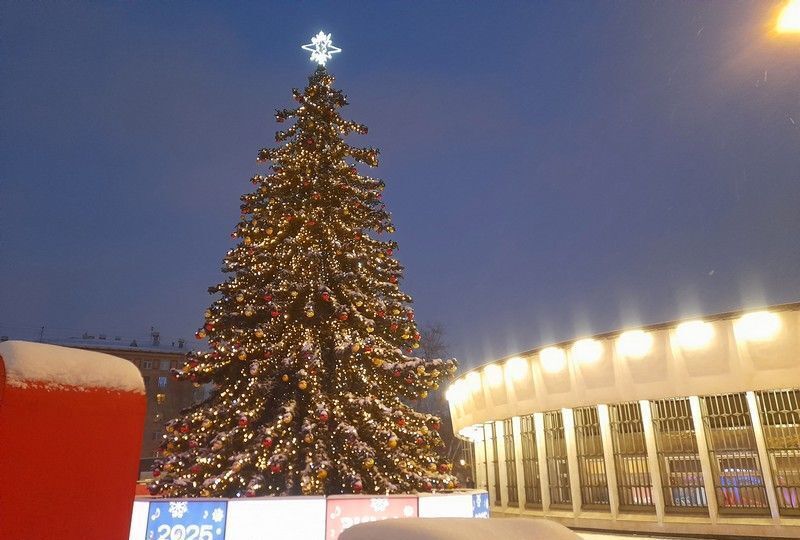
[0,340,144,393]
[339,517,581,540]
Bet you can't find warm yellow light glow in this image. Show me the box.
[735,311,782,342]
[466,371,482,393]
[485,363,503,387]
[540,346,567,373]
[617,330,654,359]
[572,338,603,365]
[777,0,800,33]
[446,379,467,403]
[505,356,529,380]
[675,320,715,350]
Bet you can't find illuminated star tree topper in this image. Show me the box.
[301,31,342,66]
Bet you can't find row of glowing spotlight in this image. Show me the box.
[446,310,784,403]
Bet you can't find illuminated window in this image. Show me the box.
[544,410,571,507]
[700,393,768,514]
[573,406,609,508]
[609,402,654,510]
[141,360,153,370]
[651,398,708,512]
[756,389,800,515]
[520,415,542,508]
[486,423,502,505]
[503,419,518,506]
[157,376,167,389]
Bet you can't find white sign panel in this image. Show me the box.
[128,500,150,540]
[225,497,326,540]
[418,493,474,518]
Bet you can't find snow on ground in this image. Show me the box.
[0,340,144,393]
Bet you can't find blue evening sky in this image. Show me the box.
[1,1,798,367]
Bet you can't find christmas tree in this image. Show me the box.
[149,37,458,498]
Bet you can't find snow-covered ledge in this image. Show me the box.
[0,340,144,393]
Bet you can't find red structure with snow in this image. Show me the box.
[0,341,146,540]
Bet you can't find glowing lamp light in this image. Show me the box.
[485,364,503,387]
[445,379,466,403]
[617,330,654,359]
[466,371,482,393]
[301,31,342,66]
[505,356,529,380]
[572,338,603,365]
[675,320,715,350]
[777,0,800,33]
[539,346,567,373]
[735,311,782,342]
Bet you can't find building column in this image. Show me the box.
[689,395,719,522]
[534,412,551,512]
[639,400,666,522]
[746,391,781,521]
[597,404,620,518]
[495,420,507,508]
[484,422,499,506]
[512,416,526,508]
[562,408,583,515]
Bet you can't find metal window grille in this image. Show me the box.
[504,419,519,505]
[700,393,769,514]
[609,402,654,510]
[573,406,609,507]
[756,389,800,515]
[544,410,571,507]
[520,414,542,507]
[650,398,708,512]
[488,422,502,505]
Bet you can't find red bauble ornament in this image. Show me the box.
[405,377,413,385]
[386,248,393,256]
[319,410,329,423]
[190,464,201,474]
[204,323,214,331]
[152,469,161,478]
[263,293,272,301]
[393,369,402,378]
[439,463,448,473]
[353,480,363,493]
[422,481,432,492]
[354,232,362,240]
[189,440,199,448]
[321,292,330,302]
[338,312,348,321]
[271,310,280,318]
[407,312,414,320]
[389,275,398,284]
[180,424,190,434]
[245,489,256,497]
[376,310,385,318]
[396,418,406,427]
[416,437,425,446]
[349,166,357,175]
[270,463,282,474]
[390,323,399,332]
[238,417,249,428]
[262,437,273,448]
[306,220,316,227]
[432,421,441,431]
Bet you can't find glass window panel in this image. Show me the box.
[520,414,542,507]
[609,402,654,511]
[574,406,609,508]
[700,393,768,514]
[650,398,708,512]
[486,422,502,505]
[756,389,800,515]
[544,410,571,507]
[504,419,518,505]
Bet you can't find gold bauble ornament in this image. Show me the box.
[304,433,314,444]
[298,380,308,390]
[238,352,247,361]
[412,343,420,349]
[363,457,375,469]
[388,437,398,448]
[282,412,293,424]
[236,294,245,303]
[255,329,264,338]
[281,374,289,382]
[245,307,254,317]
[317,469,328,480]
[266,227,274,235]
[372,357,383,367]
[351,343,361,352]
[244,236,252,245]
[232,461,242,473]
[204,310,212,319]
[291,291,299,298]
[416,366,425,375]
[366,326,374,333]
[420,391,428,399]
[305,310,315,318]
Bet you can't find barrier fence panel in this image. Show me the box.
[650,398,708,513]
[756,388,800,515]
[503,418,519,506]
[573,406,609,508]
[543,410,571,508]
[609,402,654,511]
[700,392,769,514]
[520,414,542,508]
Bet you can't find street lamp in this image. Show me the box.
[777,0,800,33]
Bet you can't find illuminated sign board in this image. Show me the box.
[325,496,417,539]
[145,500,228,540]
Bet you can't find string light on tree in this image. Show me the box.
[147,34,457,498]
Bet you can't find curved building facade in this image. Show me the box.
[447,302,800,538]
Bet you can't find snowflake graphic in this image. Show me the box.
[212,507,225,523]
[301,31,342,66]
[168,501,189,519]
[370,498,390,513]
[403,505,414,517]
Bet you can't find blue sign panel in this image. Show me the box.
[471,491,489,518]
[145,500,227,540]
